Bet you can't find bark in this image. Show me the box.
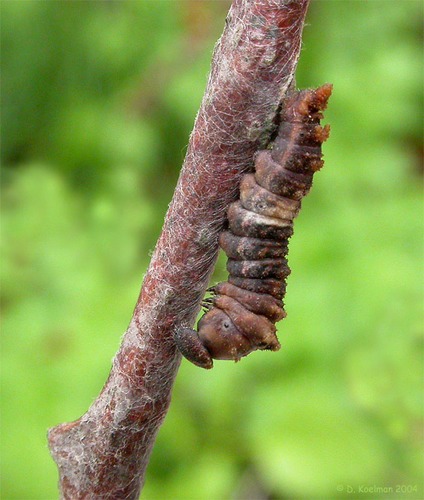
[48,0,310,498]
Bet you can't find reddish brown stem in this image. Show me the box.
[48,0,310,498]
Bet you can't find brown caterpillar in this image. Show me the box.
[175,84,332,369]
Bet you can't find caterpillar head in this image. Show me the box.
[174,308,254,369]
[198,308,253,362]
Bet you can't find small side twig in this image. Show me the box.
[48,0,310,498]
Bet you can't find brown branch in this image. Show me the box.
[47,0,311,498]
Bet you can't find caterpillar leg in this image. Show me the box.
[174,327,214,369]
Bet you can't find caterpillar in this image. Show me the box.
[175,84,332,369]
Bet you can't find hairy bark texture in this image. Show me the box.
[48,0,310,498]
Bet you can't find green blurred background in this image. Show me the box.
[1,1,423,499]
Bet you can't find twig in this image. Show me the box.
[48,0,310,497]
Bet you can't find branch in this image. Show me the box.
[48,0,310,498]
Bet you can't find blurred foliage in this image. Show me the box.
[1,1,423,499]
